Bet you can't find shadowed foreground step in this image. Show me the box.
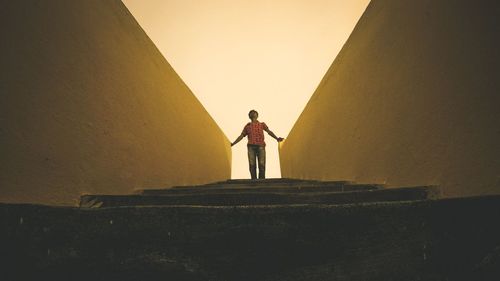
[79,179,435,208]
[2,196,500,281]
[140,179,382,195]
[80,186,437,208]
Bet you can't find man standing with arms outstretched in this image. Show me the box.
[231,110,284,179]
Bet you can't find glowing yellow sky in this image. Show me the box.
[122,0,370,179]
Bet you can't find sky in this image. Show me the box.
[122,0,370,179]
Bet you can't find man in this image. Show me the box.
[231,110,284,179]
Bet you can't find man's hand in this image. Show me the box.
[265,128,284,142]
[231,133,245,147]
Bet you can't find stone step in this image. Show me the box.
[80,186,438,208]
[3,195,500,281]
[168,178,355,188]
[140,181,381,195]
[210,178,315,185]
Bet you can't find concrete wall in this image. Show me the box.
[280,0,500,198]
[0,0,231,205]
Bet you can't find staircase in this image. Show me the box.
[2,179,500,281]
[80,178,438,208]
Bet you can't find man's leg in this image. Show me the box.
[257,146,266,179]
[247,145,257,179]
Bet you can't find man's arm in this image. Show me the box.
[231,133,246,147]
[264,128,284,142]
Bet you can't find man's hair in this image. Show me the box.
[248,110,258,119]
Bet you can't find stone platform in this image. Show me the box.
[1,179,499,281]
[80,178,437,208]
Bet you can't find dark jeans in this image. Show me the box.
[247,144,266,179]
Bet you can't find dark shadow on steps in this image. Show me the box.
[2,179,499,281]
[80,178,437,208]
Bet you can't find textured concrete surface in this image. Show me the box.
[280,0,500,198]
[0,0,230,206]
[1,195,500,280]
[80,178,435,208]
[140,179,380,195]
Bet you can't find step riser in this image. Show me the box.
[141,184,377,195]
[169,180,351,189]
[81,187,436,208]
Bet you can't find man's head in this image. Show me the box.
[248,110,258,120]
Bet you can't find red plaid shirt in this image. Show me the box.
[242,121,268,146]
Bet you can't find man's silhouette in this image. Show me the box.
[231,110,284,179]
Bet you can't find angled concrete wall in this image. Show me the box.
[280,0,500,198]
[0,0,231,205]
